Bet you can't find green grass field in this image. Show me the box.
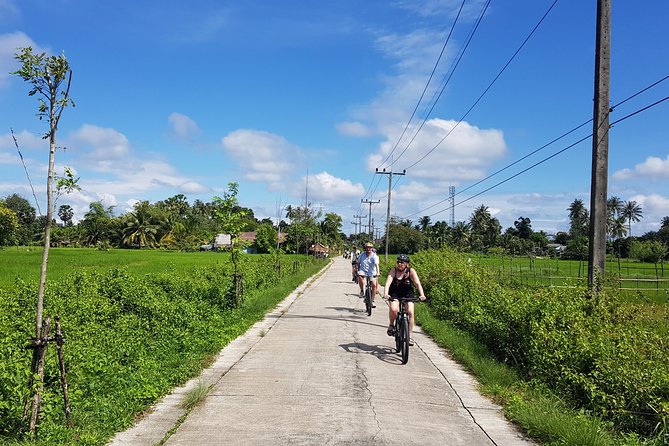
[0,247,232,289]
[470,254,669,303]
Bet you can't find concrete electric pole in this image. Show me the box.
[587,0,611,295]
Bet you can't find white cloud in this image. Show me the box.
[168,112,201,140]
[622,193,669,233]
[395,0,487,19]
[369,119,506,182]
[296,172,364,202]
[0,130,46,150]
[69,124,131,172]
[612,154,669,181]
[222,129,300,187]
[0,32,45,87]
[335,121,374,137]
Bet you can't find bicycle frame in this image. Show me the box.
[391,296,420,364]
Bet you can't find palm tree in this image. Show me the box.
[567,198,588,238]
[418,215,431,233]
[607,196,624,218]
[469,205,500,250]
[450,221,471,250]
[661,216,669,229]
[122,202,159,248]
[622,200,643,236]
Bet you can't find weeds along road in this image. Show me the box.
[110,256,534,446]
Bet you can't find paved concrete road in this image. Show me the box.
[110,257,534,446]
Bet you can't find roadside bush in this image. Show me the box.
[406,248,669,440]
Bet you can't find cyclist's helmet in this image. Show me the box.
[397,254,410,263]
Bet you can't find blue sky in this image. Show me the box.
[1,0,668,237]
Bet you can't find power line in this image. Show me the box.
[419,94,669,219]
[403,73,669,219]
[404,0,560,171]
[389,0,492,168]
[377,0,468,170]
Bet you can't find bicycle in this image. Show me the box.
[363,276,374,316]
[389,295,423,364]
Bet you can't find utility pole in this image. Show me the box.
[351,221,358,238]
[376,168,406,261]
[587,0,611,296]
[361,199,380,242]
[353,214,366,242]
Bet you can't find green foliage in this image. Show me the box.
[0,205,19,246]
[12,47,74,129]
[0,252,325,444]
[254,223,277,253]
[630,240,668,264]
[385,223,427,254]
[407,248,669,441]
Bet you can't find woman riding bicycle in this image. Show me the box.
[383,254,425,346]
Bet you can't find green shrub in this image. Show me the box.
[401,248,669,440]
[0,253,324,444]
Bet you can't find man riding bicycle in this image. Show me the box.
[356,242,380,307]
[383,254,425,346]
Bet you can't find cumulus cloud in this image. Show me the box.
[222,129,300,187]
[335,121,374,137]
[0,32,44,87]
[1,130,46,150]
[168,112,201,140]
[62,124,209,202]
[613,155,669,181]
[68,124,132,174]
[369,119,506,183]
[295,172,364,202]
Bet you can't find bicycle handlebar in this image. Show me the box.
[385,295,426,302]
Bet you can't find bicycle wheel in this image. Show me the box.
[400,316,410,364]
[394,319,401,353]
[365,287,372,316]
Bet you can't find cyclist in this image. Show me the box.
[350,246,360,282]
[357,242,380,306]
[383,254,426,346]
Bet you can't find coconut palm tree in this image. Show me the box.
[567,198,588,238]
[122,202,159,248]
[450,221,471,251]
[418,215,431,233]
[622,200,643,236]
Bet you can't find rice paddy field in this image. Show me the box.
[0,247,232,289]
[470,253,669,303]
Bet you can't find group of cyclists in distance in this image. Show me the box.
[348,242,426,347]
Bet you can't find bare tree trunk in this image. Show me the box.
[29,318,51,435]
[55,317,72,428]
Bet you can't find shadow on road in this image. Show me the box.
[339,342,403,365]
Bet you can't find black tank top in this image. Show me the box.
[389,267,414,298]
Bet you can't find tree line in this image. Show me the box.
[370,198,668,264]
[0,191,346,254]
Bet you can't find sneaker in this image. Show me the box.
[387,325,395,336]
[408,338,415,346]
[359,290,364,298]
[372,303,376,308]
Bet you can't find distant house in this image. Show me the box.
[547,243,566,256]
[309,243,329,258]
[212,230,286,253]
[214,233,232,249]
